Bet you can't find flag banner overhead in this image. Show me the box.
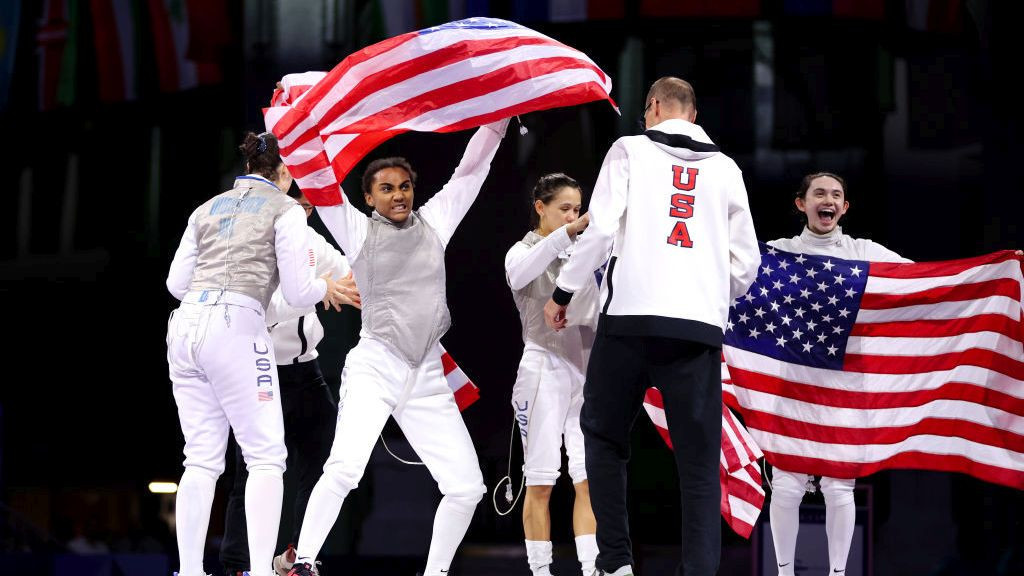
[264,17,617,206]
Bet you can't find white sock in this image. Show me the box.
[526,539,553,575]
[575,534,597,574]
[769,496,800,576]
[175,468,218,576]
[421,494,478,576]
[294,478,350,564]
[245,468,283,576]
[825,494,855,575]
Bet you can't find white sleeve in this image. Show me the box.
[316,187,369,263]
[166,208,200,300]
[419,119,508,247]
[275,205,328,308]
[863,240,913,263]
[505,226,573,291]
[266,228,350,326]
[555,140,628,299]
[311,229,351,277]
[727,168,761,301]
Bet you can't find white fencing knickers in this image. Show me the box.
[295,338,485,576]
[167,291,286,576]
[511,348,587,486]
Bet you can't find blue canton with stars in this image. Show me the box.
[420,17,522,35]
[723,243,870,370]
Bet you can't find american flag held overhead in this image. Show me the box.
[722,244,1024,489]
[264,17,617,205]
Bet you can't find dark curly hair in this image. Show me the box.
[239,131,282,180]
[362,157,417,196]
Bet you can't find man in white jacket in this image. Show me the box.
[544,77,760,576]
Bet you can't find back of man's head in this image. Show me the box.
[646,76,696,120]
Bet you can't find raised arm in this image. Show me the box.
[166,208,200,300]
[505,226,574,291]
[315,186,370,262]
[553,141,629,305]
[419,119,509,247]
[275,205,327,308]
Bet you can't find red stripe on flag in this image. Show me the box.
[727,366,1024,413]
[337,57,609,134]
[844,349,1024,379]
[765,451,1024,489]
[453,381,480,410]
[440,352,457,375]
[300,184,343,207]
[860,278,1020,310]
[741,408,1024,453]
[317,36,557,130]
[850,313,1023,339]
[868,250,1021,279]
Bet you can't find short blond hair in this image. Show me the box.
[646,77,696,113]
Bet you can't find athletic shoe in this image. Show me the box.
[273,545,297,576]
[287,562,316,576]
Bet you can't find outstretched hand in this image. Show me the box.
[544,298,568,332]
[321,271,362,311]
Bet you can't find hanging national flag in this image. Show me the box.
[264,17,617,206]
[513,0,625,23]
[90,0,139,102]
[36,0,78,110]
[640,0,760,18]
[723,244,1024,489]
[147,0,198,92]
[904,0,963,33]
[642,388,766,538]
[440,344,480,411]
[1,0,22,111]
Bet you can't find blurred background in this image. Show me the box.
[0,1,1021,575]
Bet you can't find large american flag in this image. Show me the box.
[723,244,1024,489]
[263,17,616,206]
[642,388,766,538]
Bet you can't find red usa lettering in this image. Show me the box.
[666,166,698,248]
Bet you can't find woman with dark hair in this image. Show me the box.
[166,131,347,576]
[286,119,509,576]
[766,172,909,576]
[504,173,600,576]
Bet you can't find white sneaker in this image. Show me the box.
[272,545,299,576]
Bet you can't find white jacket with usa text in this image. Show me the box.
[554,119,760,347]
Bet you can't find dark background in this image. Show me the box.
[1,1,1021,575]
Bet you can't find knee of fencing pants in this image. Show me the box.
[246,463,284,478]
[320,461,362,499]
[820,476,855,508]
[182,464,222,483]
[771,469,809,509]
[439,471,485,512]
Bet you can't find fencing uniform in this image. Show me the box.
[220,227,350,573]
[551,118,760,576]
[165,175,327,576]
[292,120,507,576]
[506,225,602,575]
[767,226,909,576]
